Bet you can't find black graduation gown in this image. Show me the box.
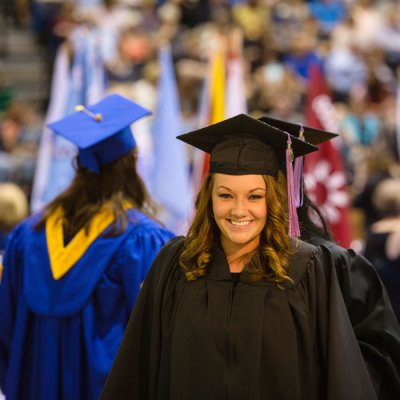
[100,236,400,400]
[363,231,400,322]
[312,238,400,398]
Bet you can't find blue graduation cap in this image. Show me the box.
[47,94,152,173]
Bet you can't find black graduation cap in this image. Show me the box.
[47,94,151,173]
[258,116,338,145]
[177,114,318,177]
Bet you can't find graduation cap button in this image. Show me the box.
[75,105,103,122]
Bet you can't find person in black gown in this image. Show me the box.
[261,116,400,398]
[100,114,400,400]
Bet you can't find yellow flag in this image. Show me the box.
[209,48,225,124]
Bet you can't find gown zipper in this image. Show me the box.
[227,282,237,399]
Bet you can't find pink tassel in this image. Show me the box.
[294,124,304,208]
[286,134,301,237]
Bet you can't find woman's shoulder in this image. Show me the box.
[310,237,371,270]
[113,213,176,264]
[126,209,162,228]
[286,237,346,287]
[5,212,43,245]
[285,238,323,285]
[141,236,186,289]
[125,209,169,230]
[290,237,319,254]
[301,237,384,292]
[152,236,186,261]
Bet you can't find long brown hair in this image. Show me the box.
[35,150,156,237]
[179,172,292,283]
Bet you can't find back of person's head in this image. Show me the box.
[372,178,400,219]
[297,192,333,243]
[255,115,337,244]
[365,150,397,177]
[0,182,28,233]
[66,148,153,212]
[36,148,155,237]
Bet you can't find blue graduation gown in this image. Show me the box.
[0,208,174,400]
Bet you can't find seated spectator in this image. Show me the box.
[0,101,41,196]
[352,150,399,235]
[308,0,346,37]
[338,83,380,184]
[325,42,367,103]
[282,30,323,84]
[0,73,13,114]
[374,3,400,74]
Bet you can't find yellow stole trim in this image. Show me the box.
[46,205,131,280]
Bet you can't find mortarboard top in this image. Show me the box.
[177,114,318,177]
[47,93,152,173]
[258,116,338,145]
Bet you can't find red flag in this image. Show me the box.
[303,64,352,247]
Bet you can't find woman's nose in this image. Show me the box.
[231,199,247,218]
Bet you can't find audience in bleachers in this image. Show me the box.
[1,0,400,247]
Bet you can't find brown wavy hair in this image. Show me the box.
[35,149,156,238]
[179,172,292,283]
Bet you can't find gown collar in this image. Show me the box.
[46,204,132,280]
[206,243,273,286]
[206,243,232,281]
[205,237,315,287]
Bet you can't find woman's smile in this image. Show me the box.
[212,174,267,253]
[226,219,254,227]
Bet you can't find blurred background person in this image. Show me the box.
[0,182,28,253]
[0,101,41,197]
[364,177,400,322]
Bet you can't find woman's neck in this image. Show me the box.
[222,240,259,273]
[227,255,248,273]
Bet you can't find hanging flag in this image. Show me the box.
[85,30,107,105]
[30,28,106,213]
[396,83,400,161]
[30,41,74,213]
[151,45,193,234]
[192,44,226,192]
[226,29,247,118]
[303,63,352,247]
[209,48,226,125]
[226,56,247,117]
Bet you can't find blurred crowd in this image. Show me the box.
[1,0,400,256]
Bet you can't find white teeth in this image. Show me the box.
[230,220,251,226]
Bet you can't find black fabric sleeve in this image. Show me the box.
[322,246,400,399]
[314,247,377,400]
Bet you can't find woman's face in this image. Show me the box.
[211,173,267,253]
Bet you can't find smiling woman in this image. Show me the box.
[100,114,400,400]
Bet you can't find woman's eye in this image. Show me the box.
[218,193,232,199]
[249,194,263,200]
